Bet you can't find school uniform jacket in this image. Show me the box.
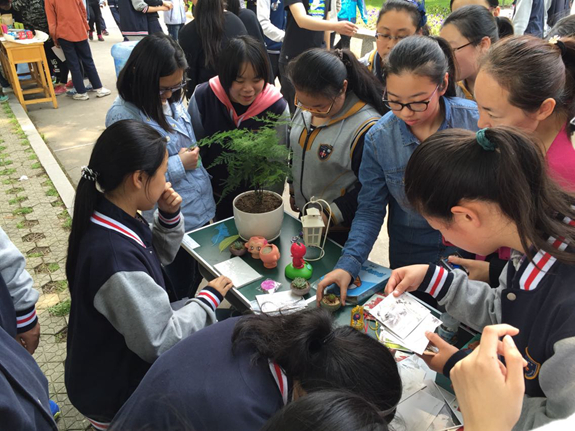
[65,198,223,423]
[110,317,290,431]
[417,230,575,429]
[290,91,381,226]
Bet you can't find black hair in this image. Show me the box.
[66,120,167,285]
[225,0,240,15]
[261,390,390,431]
[449,0,499,10]
[232,308,402,422]
[287,48,386,115]
[218,36,271,95]
[480,35,575,119]
[117,33,187,132]
[405,127,575,264]
[548,14,575,39]
[194,0,225,69]
[378,0,427,31]
[496,16,514,39]
[443,5,499,45]
[384,35,457,97]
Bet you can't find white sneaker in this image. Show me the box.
[72,93,89,100]
[2,86,13,94]
[95,87,111,98]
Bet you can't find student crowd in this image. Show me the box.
[1,0,575,430]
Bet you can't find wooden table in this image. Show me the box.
[0,40,57,111]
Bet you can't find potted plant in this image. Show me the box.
[199,117,291,241]
[290,277,311,296]
[229,240,247,257]
[320,294,342,312]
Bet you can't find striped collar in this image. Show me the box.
[268,360,289,406]
[516,214,574,291]
[91,211,146,248]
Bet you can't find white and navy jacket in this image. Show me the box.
[418,231,575,429]
[0,227,39,335]
[65,198,223,425]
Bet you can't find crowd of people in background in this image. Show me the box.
[1,0,575,430]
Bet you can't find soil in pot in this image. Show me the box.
[320,294,341,312]
[235,192,283,214]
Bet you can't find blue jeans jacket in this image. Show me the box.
[335,96,479,276]
[106,97,216,232]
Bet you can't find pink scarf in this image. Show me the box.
[208,76,283,127]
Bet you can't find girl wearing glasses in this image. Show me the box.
[317,35,479,305]
[106,33,215,300]
[440,5,499,101]
[189,35,289,221]
[288,48,385,245]
[359,0,427,84]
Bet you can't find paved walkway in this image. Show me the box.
[0,102,88,429]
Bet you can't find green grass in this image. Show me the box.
[27,252,44,258]
[6,187,25,194]
[28,154,38,160]
[2,179,14,185]
[0,159,12,167]
[12,207,33,215]
[31,162,42,169]
[8,196,27,205]
[0,168,16,176]
[46,187,58,197]
[48,299,71,317]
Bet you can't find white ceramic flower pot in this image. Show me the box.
[233,191,284,241]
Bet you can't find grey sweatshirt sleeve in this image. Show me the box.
[93,271,220,363]
[513,337,575,430]
[416,264,504,332]
[0,227,39,333]
[151,209,185,266]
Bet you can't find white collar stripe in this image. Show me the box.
[91,211,145,248]
[519,237,567,291]
[268,361,288,406]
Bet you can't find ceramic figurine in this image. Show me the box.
[350,305,364,331]
[245,236,268,259]
[284,241,313,280]
[260,244,280,269]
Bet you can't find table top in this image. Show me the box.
[183,213,344,309]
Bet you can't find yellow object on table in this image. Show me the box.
[0,40,57,111]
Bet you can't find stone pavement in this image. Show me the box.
[0,102,88,430]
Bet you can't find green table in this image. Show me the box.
[182,213,345,311]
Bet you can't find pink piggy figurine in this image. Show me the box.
[260,244,280,269]
[245,236,268,259]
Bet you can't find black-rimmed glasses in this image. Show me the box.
[382,85,440,112]
[453,41,475,52]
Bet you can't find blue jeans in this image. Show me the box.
[166,24,184,41]
[58,39,103,93]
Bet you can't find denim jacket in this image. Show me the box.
[335,96,479,277]
[106,96,216,231]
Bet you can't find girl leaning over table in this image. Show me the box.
[385,126,575,429]
[288,47,385,245]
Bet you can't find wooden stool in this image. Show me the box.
[0,40,58,111]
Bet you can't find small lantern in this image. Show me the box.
[301,207,324,248]
[300,197,331,262]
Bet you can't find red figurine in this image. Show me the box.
[290,241,306,269]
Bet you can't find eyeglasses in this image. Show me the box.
[159,79,189,96]
[382,85,440,112]
[294,94,336,115]
[375,32,408,42]
[452,41,475,52]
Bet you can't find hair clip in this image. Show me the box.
[81,166,99,182]
[549,35,560,45]
[476,128,496,151]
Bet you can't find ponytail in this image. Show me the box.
[480,35,575,120]
[404,127,575,264]
[66,121,167,286]
[232,308,402,417]
[385,35,457,98]
[287,48,386,115]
